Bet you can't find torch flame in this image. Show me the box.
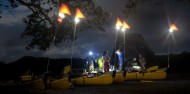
[116,18,123,27]
[57,18,62,23]
[123,21,130,29]
[75,8,85,19]
[170,23,178,31]
[59,3,71,16]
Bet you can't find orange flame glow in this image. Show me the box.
[116,18,123,27]
[123,21,130,29]
[75,8,85,19]
[59,3,71,15]
[57,18,62,23]
[170,23,178,31]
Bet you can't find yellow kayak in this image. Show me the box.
[49,77,70,89]
[48,65,71,89]
[125,71,166,80]
[71,73,113,85]
[113,72,124,83]
[22,77,70,90]
[21,65,71,90]
[22,79,44,90]
[125,66,167,80]
[20,75,32,82]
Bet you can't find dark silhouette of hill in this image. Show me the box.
[0,56,86,81]
[0,61,5,80]
[156,51,190,74]
[0,61,4,64]
[0,61,5,67]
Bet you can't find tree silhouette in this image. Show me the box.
[0,0,109,51]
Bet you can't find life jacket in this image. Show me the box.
[98,57,103,69]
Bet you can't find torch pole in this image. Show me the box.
[114,31,118,69]
[168,34,171,68]
[46,26,58,73]
[71,24,77,68]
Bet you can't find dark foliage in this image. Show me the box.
[0,0,109,51]
[156,51,190,74]
[0,56,86,81]
[0,61,5,80]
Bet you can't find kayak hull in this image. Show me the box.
[49,77,70,89]
[113,72,124,83]
[125,71,167,80]
[71,74,113,85]
[22,79,44,90]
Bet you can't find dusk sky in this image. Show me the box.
[0,0,190,63]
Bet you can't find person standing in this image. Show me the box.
[138,54,146,71]
[43,72,49,89]
[102,51,110,72]
[115,49,123,70]
[97,56,103,72]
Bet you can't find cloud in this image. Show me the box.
[0,21,42,63]
[0,5,28,25]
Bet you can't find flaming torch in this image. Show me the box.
[169,23,178,32]
[115,18,131,70]
[47,3,71,73]
[57,3,71,23]
[122,21,130,32]
[71,8,85,68]
[116,18,123,30]
[168,23,178,68]
[122,21,130,67]
[74,8,85,24]
[114,18,123,67]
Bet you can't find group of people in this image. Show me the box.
[86,51,110,73]
[126,54,147,72]
[86,50,147,73]
[115,50,147,72]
